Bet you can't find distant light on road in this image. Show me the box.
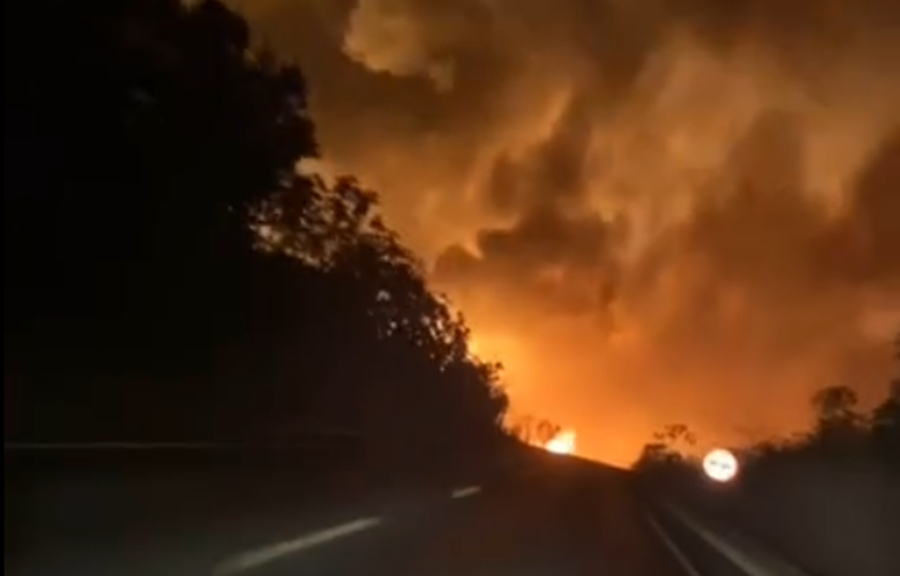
[545,430,576,455]
[702,448,739,482]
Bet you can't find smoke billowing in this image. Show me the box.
[241,0,900,463]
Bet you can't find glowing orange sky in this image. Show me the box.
[240,0,900,465]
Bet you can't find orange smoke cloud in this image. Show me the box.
[240,0,900,465]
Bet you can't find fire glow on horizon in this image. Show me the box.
[544,429,577,455]
[242,0,900,466]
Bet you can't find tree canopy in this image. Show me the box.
[4,0,510,470]
[633,333,900,474]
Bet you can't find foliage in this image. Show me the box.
[633,423,698,473]
[633,332,900,475]
[506,414,563,445]
[870,337,900,465]
[810,385,864,431]
[3,0,509,468]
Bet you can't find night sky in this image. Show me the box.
[236,0,900,463]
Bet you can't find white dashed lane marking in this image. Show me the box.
[215,481,492,573]
[213,517,382,575]
[450,485,482,499]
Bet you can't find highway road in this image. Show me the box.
[6,449,804,576]
[215,457,692,576]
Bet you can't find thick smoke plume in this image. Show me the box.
[242,0,900,463]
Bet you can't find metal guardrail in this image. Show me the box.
[4,430,363,452]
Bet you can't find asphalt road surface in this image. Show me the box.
[8,451,764,576]
[210,457,699,576]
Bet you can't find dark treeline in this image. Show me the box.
[634,340,900,576]
[3,0,510,469]
[635,334,900,475]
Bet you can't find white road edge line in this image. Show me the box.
[646,514,704,576]
[451,485,482,499]
[662,501,810,576]
[213,517,382,576]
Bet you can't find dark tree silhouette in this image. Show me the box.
[810,385,862,426]
[633,423,699,475]
[4,0,509,471]
[634,357,900,477]
[652,424,698,448]
[871,334,900,466]
[506,414,562,445]
[5,0,317,440]
[255,175,511,467]
[808,384,867,450]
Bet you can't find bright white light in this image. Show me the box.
[702,448,739,482]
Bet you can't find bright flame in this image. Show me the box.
[544,429,577,455]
